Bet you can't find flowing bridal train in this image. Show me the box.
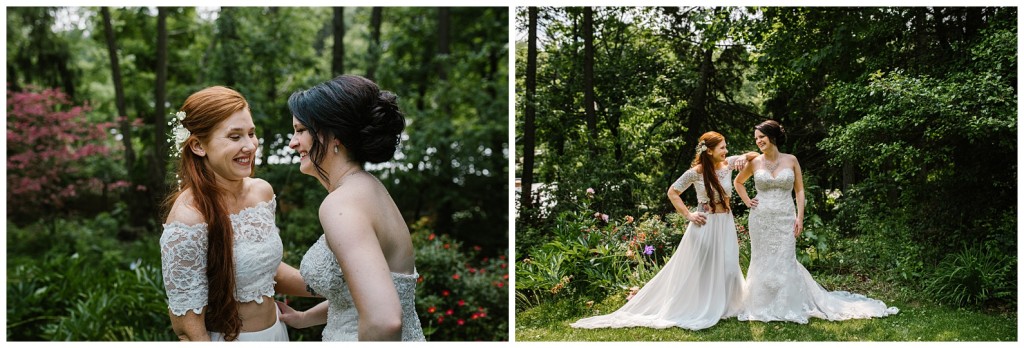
[571,132,754,331]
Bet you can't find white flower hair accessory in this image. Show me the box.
[695,140,708,156]
[168,111,190,159]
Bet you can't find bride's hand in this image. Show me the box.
[277,300,311,329]
[794,220,803,237]
[687,212,707,226]
[748,198,759,209]
[733,157,747,171]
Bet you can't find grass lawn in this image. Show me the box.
[515,274,1017,341]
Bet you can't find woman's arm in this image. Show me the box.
[320,195,403,341]
[733,156,758,208]
[667,186,705,226]
[277,300,329,329]
[792,155,805,237]
[274,262,317,297]
[169,310,210,341]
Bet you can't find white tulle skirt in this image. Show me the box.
[571,212,745,330]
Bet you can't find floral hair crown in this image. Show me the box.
[695,140,708,156]
[168,111,190,159]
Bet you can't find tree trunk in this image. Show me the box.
[101,7,135,183]
[332,7,345,76]
[152,7,169,218]
[521,6,539,211]
[583,7,597,154]
[367,7,383,81]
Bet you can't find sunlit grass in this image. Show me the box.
[515,281,1017,341]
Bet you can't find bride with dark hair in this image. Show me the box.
[276,75,425,341]
[734,120,898,324]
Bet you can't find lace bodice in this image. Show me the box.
[160,197,283,316]
[671,155,744,204]
[299,234,425,341]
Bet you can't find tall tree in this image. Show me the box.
[101,7,135,190]
[367,7,383,80]
[583,7,597,153]
[520,6,539,210]
[332,7,345,76]
[151,6,169,213]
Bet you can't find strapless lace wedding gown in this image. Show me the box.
[740,168,899,323]
[300,234,425,341]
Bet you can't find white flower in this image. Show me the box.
[168,111,190,159]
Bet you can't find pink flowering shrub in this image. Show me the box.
[6,87,121,220]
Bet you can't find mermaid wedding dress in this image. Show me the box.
[571,156,746,330]
[739,167,899,323]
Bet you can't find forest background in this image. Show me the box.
[6,6,509,341]
[515,6,1016,341]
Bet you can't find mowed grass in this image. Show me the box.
[515,275,1017,341]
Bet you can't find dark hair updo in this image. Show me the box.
[288,75,405,182]
[755,119,787,148]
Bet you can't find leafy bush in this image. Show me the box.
[6,87,125,223]
[926,243,1016,309]
[411,218,509,341]
[6,216,173,341]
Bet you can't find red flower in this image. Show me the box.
[498,255,505,260]
[417,276,424,283]
[473,245,482,251]
[428,306,436,313]
[457,319,465,326]
[446,309,454,316]
[442,290,450,297]
[452,274,461,280]
[458,299,466,306]
[443,243,450,249]
[500,263,506,269]
[479,312,487,318]
[438,317,444,324]
[503,274,509,280]
[495,281,505,288]
[428,233,436,241]
[471,313,480,319]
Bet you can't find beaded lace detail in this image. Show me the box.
[300,234,425,341]
[160,197,283,316]
[741,169,898,322]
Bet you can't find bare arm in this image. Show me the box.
[277,300,329,329]
[274,262,316,297]
[792,155,806,237]
[733,156,758,208]
[667,186,706,226]
[168,310,210,341]
[321,196,403,341]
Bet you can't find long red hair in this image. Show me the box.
[161,86,250,341]
[690,131,729,213]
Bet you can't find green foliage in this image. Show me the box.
[926,243,1017,309]
[410,219,509,341]
[6,215,174,341]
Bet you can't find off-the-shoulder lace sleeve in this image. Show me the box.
[671,168,699,193]
[160,222,209,316]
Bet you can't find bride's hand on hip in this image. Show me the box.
[748,198,759,209]
[687,212,707,226]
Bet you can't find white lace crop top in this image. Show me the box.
[671,155,743,205]
[159,196,283,316]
